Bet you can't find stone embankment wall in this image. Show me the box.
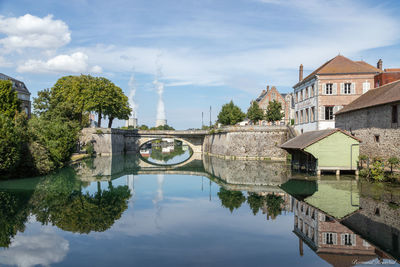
[336,102,400,160]
[203,126,289,161]
[203,155,290,189]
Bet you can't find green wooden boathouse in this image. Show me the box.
[281,129,360,175]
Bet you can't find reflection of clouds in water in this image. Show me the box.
[0,225,69,267]
[106,196,291,237]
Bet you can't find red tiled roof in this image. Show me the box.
[294,55,382,88]
[336,79,400,115]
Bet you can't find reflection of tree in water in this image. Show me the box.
[0,191,31,247]
[247,193,265,215]
[217,188,246,213]
[149,144,187,163]
[31,172,131,234]
[265,194,284,220]
[247,193,284,219]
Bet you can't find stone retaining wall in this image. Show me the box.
[203,126,289,160]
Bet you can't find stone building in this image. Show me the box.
[255,85,292,125]
[0,73,31,117]
[335,79,400,160]
[293,55,382,134]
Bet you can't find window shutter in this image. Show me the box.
[351,83,355,94]
[341,234,345,245]
[333,106,339,115]
[322,84,325,95]
[322,233,327,244]
[333,233,338,245]
[333,83,337,95]
[319,106,325,120]
[351,234,356,246]
[340,83,344,94]
[315,82,319,96]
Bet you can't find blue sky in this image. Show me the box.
[1,0,400,129]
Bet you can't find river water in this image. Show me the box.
[0,151,399,267]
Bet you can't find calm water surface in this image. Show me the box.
[0,153,399,267]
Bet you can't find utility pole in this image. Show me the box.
[209,106,212,128]
[202,112,204,129]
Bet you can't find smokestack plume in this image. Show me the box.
[128,74,137,118]
[153,64,167,127]
[299,64,303,81]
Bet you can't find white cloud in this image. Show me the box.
[0,14,71,52]
[17,52,102,74]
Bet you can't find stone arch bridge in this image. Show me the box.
[81,128,208,155]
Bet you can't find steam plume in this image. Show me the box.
[128,74,137,118]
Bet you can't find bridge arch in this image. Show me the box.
[137,137,198,154]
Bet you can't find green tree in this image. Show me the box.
[103,83,131,128]
[28,116,80,169]
[265,100,283,123]
[217,100,245,125]
[139,124,149,130]
[247,101,264,124]
[217,188,246,213]
[388,157,399,175]
[50,75,91,127]
[0,80,21,119]
[0,114,23,175]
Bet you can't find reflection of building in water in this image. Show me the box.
[293,197,393,266]
[127,175,135,197]
[342,184,400,261]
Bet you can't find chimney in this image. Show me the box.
[377,59,383,70]
[299,64,303,81]
[266,85,270,92]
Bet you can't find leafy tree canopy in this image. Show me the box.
[217,101,245,125]
[247,101,264,124]
[265,100,283,123]
[0,80,21,119]
[217,188,246,213]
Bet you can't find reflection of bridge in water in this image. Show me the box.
[75,154,291,193]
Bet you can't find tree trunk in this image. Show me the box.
[108,117,114,128]
[98,112,102,128]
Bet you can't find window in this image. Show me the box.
[363,81,370,94]
[300,90,303,101]
[374,134,380,143]
[326,233,335,245]
[305,87,309,99]
[296,92,299,103]
[306,108,309,123]
[392,105,398,124]
[295,111,299,124]
[325,106,334,120]
[300,110,304,123]
[344,83,351,94]
[311,84,315,97]
[341,234,354,246]
[375,208,380,216]
[325,83,333,94]
[311,107,315,122]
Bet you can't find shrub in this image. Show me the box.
[370,158,385,181]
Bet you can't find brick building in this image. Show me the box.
[335,79,400,160]
[255,85,292,125]
[293,55,382,133]
[0,73,31,117]
[375,68,400,87]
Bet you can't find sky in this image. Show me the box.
[1,0,400,129]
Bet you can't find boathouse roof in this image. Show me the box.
[336,79,400,115]
[280,128,360,150]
